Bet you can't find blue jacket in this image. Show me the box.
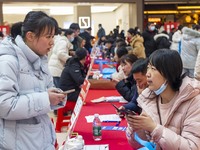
[0,36,56,150]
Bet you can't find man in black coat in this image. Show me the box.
[142,22,157,57]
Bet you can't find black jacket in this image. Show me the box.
[79,31,93,51]
[115,75,141,113]
[59,57,86,101]
[115,75,136,101]
[142,29,157,57]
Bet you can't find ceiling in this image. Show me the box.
[2,1,200,15]
[2,2,122,15]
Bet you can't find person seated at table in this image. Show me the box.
[114,38,127,53]
[126,49,200,150]
[59,48,87,102]
[111,46,128,82]
[103,38,115,59]
[118,58,148,116]
[115,54,138,101]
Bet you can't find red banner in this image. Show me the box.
[164,22,179,33]
[0,25,10,36]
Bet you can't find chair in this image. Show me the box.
[55,79,90,133]
[55,101,76,132]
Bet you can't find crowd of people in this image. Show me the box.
[0,10,200,150]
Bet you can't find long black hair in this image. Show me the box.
[149,49,184,91]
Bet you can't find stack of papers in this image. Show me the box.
[84,144,109,150]
[85,114,121,123]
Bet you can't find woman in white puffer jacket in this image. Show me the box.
[48,29,74,87]
[0,11,66,150]
[181,27,200,78]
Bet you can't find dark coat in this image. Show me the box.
[115,75,136,101]
[115,75,141,113]
[71,36,82,51]
[123,91,142,114]
[142,29,157,57]
[97,27,106,39]
[79,31,93,51]
[59,57,86,101]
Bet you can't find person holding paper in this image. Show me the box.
[126,49,200,150]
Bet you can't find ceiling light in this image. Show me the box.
[91,6,118,13]
[144,10,178,14]
[177,6,200,10]
[3,5,118,15]
[3,6,31,14]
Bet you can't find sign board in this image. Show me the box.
[65,79,91,140]
[148,18,161,23]
[79,16,90,28]
[164,22,179,33]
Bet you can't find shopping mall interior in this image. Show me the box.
[0,0,200,36]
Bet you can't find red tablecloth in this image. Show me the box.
[74,89,133,150]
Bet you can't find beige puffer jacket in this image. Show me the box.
[127,76,200,150]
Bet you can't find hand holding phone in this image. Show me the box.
[111,103,137,115]
[124,109,137,115]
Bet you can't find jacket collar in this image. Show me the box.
[15,36,48,73]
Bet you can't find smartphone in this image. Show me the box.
[60,89,75,94]
[111,103,137,115]
[124,109,137,115]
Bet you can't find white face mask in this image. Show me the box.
[114,47,118,53]
[154,81,167,95]
[150,26,155,31]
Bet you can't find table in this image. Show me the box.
[73,89,133,150]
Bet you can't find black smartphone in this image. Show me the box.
[111,103,120,111]
[111,103,137,115]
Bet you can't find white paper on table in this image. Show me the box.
[85,114,121,123]
[91,97,106,103]
[84,144,109,150]
[91,96,128,103]
[106,96,128,103]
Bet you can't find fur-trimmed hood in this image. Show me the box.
[154,33,169,41]
[182,27,200,40]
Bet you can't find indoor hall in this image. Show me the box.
[0,0,200,150]
[0,0,143,38]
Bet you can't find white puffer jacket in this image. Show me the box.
[48,35,73,77]
[181,27,200,69]
[0,36,56,150]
